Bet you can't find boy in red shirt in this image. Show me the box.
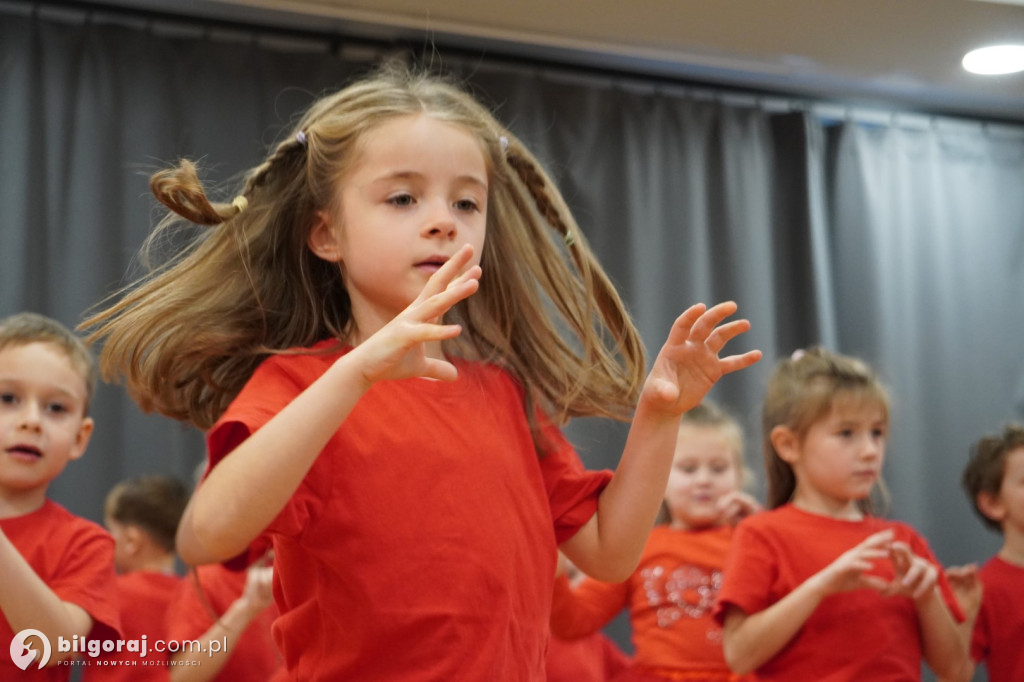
[943,424,1024,682]
[83,475,189,681]
[0,312,121,680]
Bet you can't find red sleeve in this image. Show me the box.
[206,354,331,567]
[537,418,612,544]
[550,572,630,640]
[906,529,965,623]
[49,520,122,641]
[712,519,773,625]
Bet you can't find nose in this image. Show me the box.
[18,402,43,432]
[860,435,883,461]
[422,199,458,240]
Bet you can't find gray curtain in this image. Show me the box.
[3,7,1023,675]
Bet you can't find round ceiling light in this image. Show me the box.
[962,44,1024,75]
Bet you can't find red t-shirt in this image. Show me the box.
[714,504,963,681]
[0,500,121,682]
[552,525,745,681]
[545,631,631,682]
[80,571,182,682]
[970,555,1024,682]
[206,342,612,681]
[164,563,282,682]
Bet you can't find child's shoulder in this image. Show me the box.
[2,499,106,535]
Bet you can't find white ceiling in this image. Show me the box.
[88,0,1024,121]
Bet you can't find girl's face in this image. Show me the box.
[310,114,489,338]
[779,400,887,518]
[664,424,742,529]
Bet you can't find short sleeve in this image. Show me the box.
[712,519,774,625]
[49,525,122,641]
[206,353,333,565]
[905,528,965,623]
[537,420,612,544]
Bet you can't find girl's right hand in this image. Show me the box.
[349,243,482,388]
[811,529,894,596]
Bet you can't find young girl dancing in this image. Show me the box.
[715,347,970,681]
[550,401,759,682]
[83,65,760,681]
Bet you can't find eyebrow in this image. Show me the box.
[371,170,488,191]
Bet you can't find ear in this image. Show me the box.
[68,417,94,462]
[976,490,1006,524]
[122,525,144,556]
[770,425,800,464]
[307,210,343,263]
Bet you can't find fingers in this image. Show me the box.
[416,244,478,301]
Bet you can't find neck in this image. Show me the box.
[790,487,863,521]
[998,527,1024,567]
[0,486,47,520]
[126,551,178,576]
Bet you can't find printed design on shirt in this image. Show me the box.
[641,563,722,629]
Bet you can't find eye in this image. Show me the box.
[0,392,16,405]
[46,402,70,415]
[872,427,887,439]
[386,193,415,207]
[454,198,480,213]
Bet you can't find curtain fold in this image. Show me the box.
[3,7,1023,584]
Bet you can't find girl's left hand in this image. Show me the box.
[717,491,762,526]
[885,542,939,600]
[642,301,761,415]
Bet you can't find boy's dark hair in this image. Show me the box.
[105,475,190,552]
[0,312,98,410]
[962,423,1024,533]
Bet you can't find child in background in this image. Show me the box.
[164,559,283,682]
[83,64,760,680]
[0,312,121,680]
[83,474,190,681]
[715,347,970,681]
[941,423,1024,682]
[550,401,759,682]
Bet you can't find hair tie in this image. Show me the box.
[499,135,509,153]
[791,349,806,361]
[231,195,248,214]
[295,131,308,147]
[563,230,575,247]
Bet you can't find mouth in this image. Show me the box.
[415,255,450,272]
[6,444,43,460]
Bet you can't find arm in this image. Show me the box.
[721,530,895,675]
[936,564,982,682]
[550,572,629,640]
[561,301,761,581]
[177,246,482,565]
[886,543,973,681]
[169,565,274,682]
[0,527,92,665]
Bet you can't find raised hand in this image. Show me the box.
[945,563,983,622]
[883,541,939,600]
[717,491,763,526]
[641,301,761,415]
[812,529,894,596]
[349,243,481,387]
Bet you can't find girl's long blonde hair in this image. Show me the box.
[762,347,890,511]
[83,64,646,435]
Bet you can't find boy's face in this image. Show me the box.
[0,342,94,504]
[985,447,1024,536]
